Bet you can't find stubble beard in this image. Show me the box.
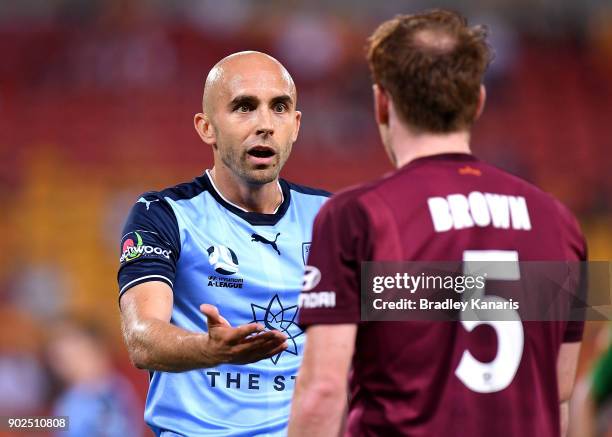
[219,144,291,186]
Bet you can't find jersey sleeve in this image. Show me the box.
[298,192,371,327]
[117,193,181,298]
[553,199,588,343]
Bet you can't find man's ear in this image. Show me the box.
[194,113,216,147]
[373,84,390,126]
[474,85,486,121]
[291,110,301,143]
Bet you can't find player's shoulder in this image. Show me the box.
[141,174,210,204]
[314,177,384,221]
[284,180,332,198]
[282,180,332,215]
[479,160,578,215]
[126,175,211,225]
[475,159,586,253]
[546,194,586,256]
[480,160,549,195]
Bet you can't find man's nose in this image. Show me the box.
[255,108,274,136]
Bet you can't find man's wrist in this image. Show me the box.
[198,333,223,368]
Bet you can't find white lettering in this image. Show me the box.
[448,194,474,229]
[468,191,491,227]
[427,192,531,233]
[119,245,171,263]
[428,197,453,232]
[485,194,510,229]
[509,196,532,230]
[298,292,336,309]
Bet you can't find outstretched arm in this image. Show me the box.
[120,281,288,372]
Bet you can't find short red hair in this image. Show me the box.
[367,9,493,133]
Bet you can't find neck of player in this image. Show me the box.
[391,125,472,168]
[210,166,283,214]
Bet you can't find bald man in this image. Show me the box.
[118,52,330,436]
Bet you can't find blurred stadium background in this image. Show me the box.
[0,0,610,436]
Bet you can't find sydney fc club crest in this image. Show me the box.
[250,295,303,364]
[302,242,311,265]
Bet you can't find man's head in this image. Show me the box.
[195,51,300,186]
[46,319,111,385]
[366,10,492,156]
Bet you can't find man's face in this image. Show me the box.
[203,59,301,185]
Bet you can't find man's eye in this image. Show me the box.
[236,104,251,113]
[273,103,288,113]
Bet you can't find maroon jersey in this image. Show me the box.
[299,153,587,437]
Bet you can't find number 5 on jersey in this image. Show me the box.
[455,250,524,394]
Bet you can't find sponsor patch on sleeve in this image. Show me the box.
[119,230,172,264]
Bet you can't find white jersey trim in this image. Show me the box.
[119,274,173,295]
[205,169,284,214]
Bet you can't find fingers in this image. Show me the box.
[233,338,289,364]
[200,304,231,328]
[200,303,219,323]
[247,341,288,363]
[261,342,289,359]
[199,305,291,365]
[226,323,266,344]
[219,314,232,327]
[241,329,288,345]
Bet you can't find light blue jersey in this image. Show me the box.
[118,170,329,436]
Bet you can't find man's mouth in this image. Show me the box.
[247,146,276,159]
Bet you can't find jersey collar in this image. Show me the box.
[407,152,478,166]
[197,170,291,226]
